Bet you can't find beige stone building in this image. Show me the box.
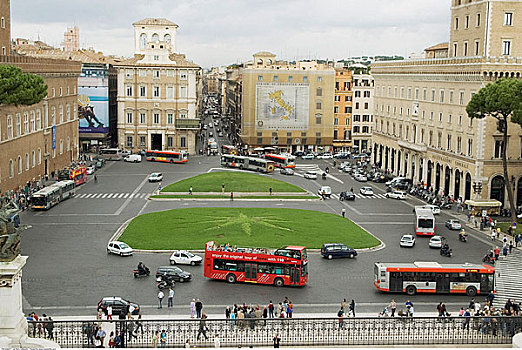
[114,18,201,154]
[352,74,374,153]
[372,0,522,206]
[0,0,9,55]
[332,68,353,152]
[240,52,335,153]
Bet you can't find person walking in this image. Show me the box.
[273,333,281,348]
[160,330,167,348]
[195,299,203,318]
[230,192,234,201]
[107,305,113,321]
[158,290,165,309]
[509,241,514,254]
[197,314,209,340]
[221,183,225,194]
[349,299,355,317]
[389,299,397,317]
[268,301,274,318]
[168,288,174,308]
[190,299,196,318]
[341,208,346,218]
[214,334,221,348]
[189,186,193,195]
[269,187,273,196]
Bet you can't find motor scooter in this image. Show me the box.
[133,265,150,278]
[157,275,175,289]
[482,251,496,264]
[322,173,327,180]
[440,246,452,257]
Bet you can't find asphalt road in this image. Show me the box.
[20,153,497,317]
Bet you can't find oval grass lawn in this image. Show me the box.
[161,171,306,193]
[119,208,380,250]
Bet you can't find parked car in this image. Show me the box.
[445,219,462,230]
[202,125,208,130]
[218,132,224,137]
[339,191,355,201]
[360,186,374,196]
[148,172,163,182]
[429,235,445,249]
[169,250,203,265]
[386,190,406,200]
[318,186,332,198]
[107,241,133,256]
[320,243,357,259]
[156,266,192,282]
[124,154,142,163]
[95,160,104,169]
[334,152,350,159]
[342,167,352,173]
[293,151,305,157]
[86,166,96,175]
[280,168,294,176]
[304,171,317,179]
[98,297,140,316]
[301,154,315,160]
[355,174,368,182]
[208,123,213,128]
[317,153,333,159]
[400,234,416,247]
[422,204,441,215]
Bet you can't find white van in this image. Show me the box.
[124,154,142,163]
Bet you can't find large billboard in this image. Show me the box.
[255,83,309,130]
[78,66,109,134]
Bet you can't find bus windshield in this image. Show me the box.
[31,196,47,206]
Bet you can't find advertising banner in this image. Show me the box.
[78,68,109,134]
[255,83,309,130]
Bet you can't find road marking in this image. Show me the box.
[101,193,108,198]
[114,175,151,216]
[124,193,129,198]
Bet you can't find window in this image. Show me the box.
[288,76,293,82]
[504,12,513,26]
[315,114,322,124]
[25,153,29,170]
[362,126,369,133]
[59,139,63,155]
[59,87,63,96]
[303,76,308,83]
[447,134,452,151]
[437,132,442,148]
[334,95,340,102]
[180,86,187,98]
[67,136,70,151]
[467,139,473,156]
[423,88,427,101]
[334,106,339,113]
[494,140,504,158]
[153,70,160,79]
[353,115,361,122]
[140,136,146,147]
[316,100,322,110]
[126,112,133,124]
[30,111,35,132]
[476,13,481,27]
[1,17,4,28]
[345,118,349,126]
[440,90,445,103]
[344,81,350,89]
[459,91,465,105]
[333,118,338,125]
[345,95,351,102]
[463,42,468,56]
[459,115,462,125]
[126,69,134,79]
[180,71,187,80]
[364,91,371,98]
[317,76,322,82]
[258,75,263,81]
[153,86,160,98]
[17,156,22,174]
[455,17,459,30]
[140,113,146,124]
[273,76,278,82]
[345,106,352,113]
[449,91,454,104]
[151,33,159,42]
[38,148,41,164]
[355,91,361,98]
[465,15,469,28]
[474,40,480,55]
[164,34,171,43]
[457,136,462,153]
[316,87,322,96]
[166,70,174,77]
[139,69,147,77]
[431,89,435,102]
[15,113,21,136]
[353,126,360,133]
[502,40,511,55]
[139,86,146,97]
[31,151,35,168]
[453,43,458,57]
[139,33,147,50]
[126,136,133,148]
[166,86,174,99]
[126,85,133,97]
[363,115,370,122]
[23,112,28,134]
[66,104,71,121]
[180,136,186,148]
[449,114,453,123]
[9,159,13,177]
[167,113,173,124]
[59,105,63,123]
[355,102,359,109]
[36,110,41,130]
[180,112,187,119]
[364,103,368,109]
[439,113,443,122]
[167,136,173,148]
[429,131,433,146]
[153,55,159,61]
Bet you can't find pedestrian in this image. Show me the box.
[190,299,196,318]
[108,331,115,348]
[168,288,174,308]
[389,299,397,317]
[160,330,167,348]
[107,305,113,321]
[491,228,497,241]
[341,298,346,311]
[135,314,144,334]
[197,313,209,340]
[96,309,103,326]
[158,290,165,309]
[152,331,160,348]
[94,174,98,182]
[113,331,121,348]
[96,326,106,348]
[189,186,193,195]
[515,234,521,247]
[494,246,500,260]
[503,245,508,257]
[230,192,233,201]
[268,300,274,318]
[221,183,225,194]
[273,333,281,348]
[510,241,514,254]
[338,308,344,329]
[341,208,346,218]
[195,299,203,318]
[287,301,293,318]
[214,334,221,348]
[349,299,355,317]
[45,316,54,339]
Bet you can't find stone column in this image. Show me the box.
[0,256,58,348]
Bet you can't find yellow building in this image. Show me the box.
[114,18,201,154]
[372,0,522,206]
[240,52,335,153]
[333,68,353,152]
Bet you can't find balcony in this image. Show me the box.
[398,139,427,153]
[175,118,200,129]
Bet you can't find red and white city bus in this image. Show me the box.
[264,154,296,168]
[374,262,495,296]
[145,150,188,163]
[414,206,435,236]
[204,241,308,287]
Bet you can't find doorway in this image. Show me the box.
[151,134,162,151]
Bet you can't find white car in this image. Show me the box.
[169,250,203,265]
[148,172,163,182]
[386,190,406,200]
[445,219,462,230]
[107,241,133,256]
[360,186,374,196]
[218,132,224,137]
[301,154,315,160]
[86,166,95,175]
[124,154,142,163]
[317,153,333,159]
[429,235,444,249]
[423,205,441,215]
[208,123,213,128]
[304,171,317,179]
[355,174,368,182]
[400,234,416,248]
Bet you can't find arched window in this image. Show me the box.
[60,139,63,155]
[38,148,41,164]
[9,159,13,177]
[17,156,22,174]
[25,153,29,170]
[140,33,147,50]
[59,104,64,123]
[164,34,171,44]
[316,87,322,97]
[31,150,35,167]
[51,106,56,125]
[66,104,71,121]
[316,99,322,110]
[67,137,71,151]
[151,33,159,42]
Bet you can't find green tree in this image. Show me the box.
[466,78,522,224]
[0,65,47,106]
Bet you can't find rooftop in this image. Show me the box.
[133,18,178,27]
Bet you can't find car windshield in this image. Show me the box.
[186,252,195,258]
[119,243,130,249]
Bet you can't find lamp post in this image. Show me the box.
[473,181,483,200]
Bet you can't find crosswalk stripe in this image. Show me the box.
[124,193,129,198]
[101,193,108,198]
[128,194,134,198]
[118,193,124,198]
[77,194,86,198]
[107,193,115,198]
[494,251,522,306]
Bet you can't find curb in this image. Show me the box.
[148,197,319,202]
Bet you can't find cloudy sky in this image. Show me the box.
[11,0,450,68]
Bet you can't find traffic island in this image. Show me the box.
[118,208,381,250]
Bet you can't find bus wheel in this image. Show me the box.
[406,285,417,296]
[226,274,236,283]
[170,159,174,164]
[466,286,477,297]
[274,278,284,287]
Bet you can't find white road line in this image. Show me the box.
[118,193,125,198]
[101,193,108,198]
[123,193,129,198]
[77,194,86,198]
[128,194,134,198]
[84,194,92,198]
[107,193,115,198]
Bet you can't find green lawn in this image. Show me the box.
[119,208,380,250]
[497,221,522,236]
[161,172,306,193]
[150,195,317,199]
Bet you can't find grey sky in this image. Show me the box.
[11,0,450,68]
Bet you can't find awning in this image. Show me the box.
[464,199,502,208]
[253,147,265,151]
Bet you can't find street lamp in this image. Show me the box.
[473,181,482,199]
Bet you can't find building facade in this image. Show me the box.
[114,18,201,154]
[332,68,353,152]
[372,0,522,206]
[352,74,374,153]
[240,52,335,153]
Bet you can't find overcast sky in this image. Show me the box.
[11,0,450,68]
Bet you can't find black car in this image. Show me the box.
[293,151,304,157]
[97,297,140,315]
[339,191,355,201]
[320,243,358,259]
[156,266,192,282]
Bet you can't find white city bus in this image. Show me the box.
[100,148,123,161]
[414,206,435,236]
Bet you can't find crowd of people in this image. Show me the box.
[26,312,54,339]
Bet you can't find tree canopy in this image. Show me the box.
[466,78,522,127]
[0,65,48,106]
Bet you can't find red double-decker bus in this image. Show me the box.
[264,154,296,168]
[204,241,308,287]
[58,166,87,186]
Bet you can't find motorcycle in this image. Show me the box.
[440,245,452,257]
[458,234,468,242]
[442,202,452,210]
[133,265,150,278]
[483,252,496,264]
[156,275,175,289]
[322,173,327,180]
